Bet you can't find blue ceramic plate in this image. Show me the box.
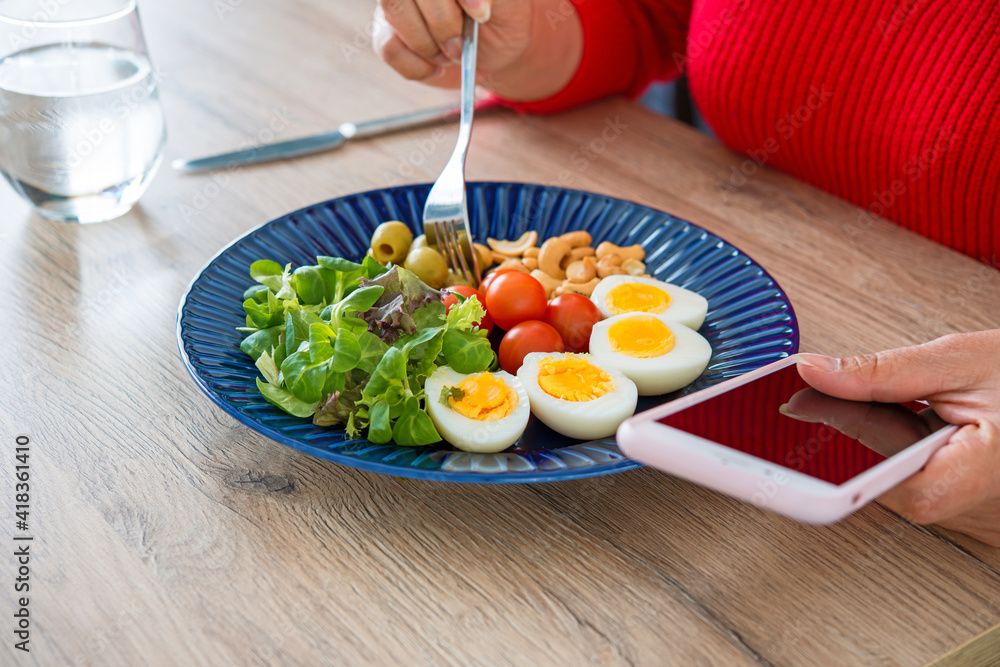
[177,182,798,483]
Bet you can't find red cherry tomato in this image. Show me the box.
[484,272,548,330]
[498,320,565,374]
[478,267,517,296]
[442,286,493,334]
[544,293,603,353]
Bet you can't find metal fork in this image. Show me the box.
[422,14,480,285]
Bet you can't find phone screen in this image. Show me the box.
[656,364,947,485]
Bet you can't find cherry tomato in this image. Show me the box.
[544,293,603,353]
[484,272,548,330]
[478,267,517,296]
[442,286,493,334]
[498,320,565,374]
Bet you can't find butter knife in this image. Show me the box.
[172,98,498,173]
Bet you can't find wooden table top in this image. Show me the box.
[3,0,999,664]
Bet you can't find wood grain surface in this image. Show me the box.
[2,1,999,665]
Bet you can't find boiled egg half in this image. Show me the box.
[590,275,708,330]
[589,314,712,395]
[517,353,638,440]
[425,367,530,453]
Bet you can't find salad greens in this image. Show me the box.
[238,257,494,447]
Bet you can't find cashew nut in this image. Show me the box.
[492,250,518,264]
[560,246,596,269]
[556,278,601,297]
[495,258,530,273]
[566,256,597,283]
[537,237,572,280]
[523,257,538,271]
[531,269,562,298]
[473,243,494,270]
[523,246,540,258]
[596,242,644,262]
[559,230,593,248]
[597,254,626,278]
[622,258,646,276]
[487,231,538,256]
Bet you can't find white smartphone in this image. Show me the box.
[616,355,957,524]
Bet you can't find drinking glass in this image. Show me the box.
[0,0,166,223]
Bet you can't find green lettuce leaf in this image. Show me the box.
[442,328,495,374]
[392,396,441,447]
[256,377,319,418]
[445,293,487,331]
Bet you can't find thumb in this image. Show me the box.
[460,0,492,22]
[796,341,958,404]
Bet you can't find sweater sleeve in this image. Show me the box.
[502,0,693,114]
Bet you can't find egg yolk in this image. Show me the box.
[609,316,676,358]
[448,373,518,421]
[606,283,671,315]
[537,357,615,402]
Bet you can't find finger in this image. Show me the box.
[374,30,443,81]
[918,406,950,432]
[379,0,449,63]
[796,342,958,404]
[878,420,1000,524]
[459,0,492,22]
[798,331,1000,405]
[784,388,932,458]
[415,0,465,61]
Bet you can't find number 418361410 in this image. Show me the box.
[15,435,29,528]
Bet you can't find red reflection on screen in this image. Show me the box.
[657,365,886,485]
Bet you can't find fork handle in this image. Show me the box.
[452,15,479,159]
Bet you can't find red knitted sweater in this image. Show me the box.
[509,0,999,264]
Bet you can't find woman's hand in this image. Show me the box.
[372,0,582,101]
[797,330,1000,546]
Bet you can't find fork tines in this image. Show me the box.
[435,218,480,286]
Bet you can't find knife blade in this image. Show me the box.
[172,98,498,173]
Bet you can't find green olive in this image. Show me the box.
[410,234,431,251]
[424,229,477,267]
[370,221,413,265]
[443,269,476,289]
[404,246,448,288]
[422,225,438,246]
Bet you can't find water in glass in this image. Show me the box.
[0,42,166,223]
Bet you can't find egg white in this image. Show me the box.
[424,367,530,453]
[589,315,712,396]
[590,275,708,329]
[516,352,638,440]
